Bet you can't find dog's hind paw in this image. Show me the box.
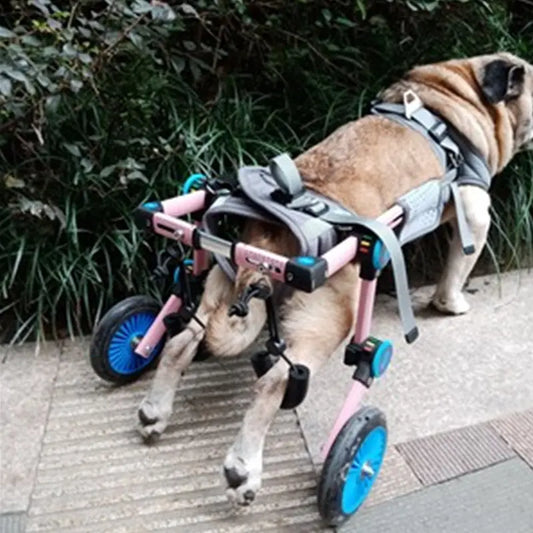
[226,486,257,506]
[137,398,170,442]
[431,292,470,315]
[223,454,261,506]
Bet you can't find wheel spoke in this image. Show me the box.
[106,311,160,375]
[348,460,361,475]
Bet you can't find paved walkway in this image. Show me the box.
[1,270,532,532]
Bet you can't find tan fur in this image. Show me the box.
[139,52,533,505]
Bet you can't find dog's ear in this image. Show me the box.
[480,59,525,104]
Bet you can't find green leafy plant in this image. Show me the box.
[1,0,532,344]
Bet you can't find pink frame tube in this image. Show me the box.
[378,204,403,226]
[233,243,288,282]
[149,195,404,288]
[320,205,403,457]
[353,279,377,343]
[321,277,379,458]
[321,380,368,458]
[193,248,209,275]
[135,294,182,358]
[160,190,206,217]
[322,236,358,277]
[152,213,196,247]
[193,221,209,275]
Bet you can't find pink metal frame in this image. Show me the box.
[134,190,404,459]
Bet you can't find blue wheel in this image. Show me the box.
[90,296,165,384]
[317,406,387,526]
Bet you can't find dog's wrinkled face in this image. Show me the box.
[475,53,533,152]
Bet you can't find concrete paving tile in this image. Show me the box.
[396,423,515,485]
[490,409,533,467]
[0,342,61,513]
[297,270,533,464]
[341,458,533,533]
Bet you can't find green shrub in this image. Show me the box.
[1,0,532,343]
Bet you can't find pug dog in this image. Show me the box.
[138,53,533,505]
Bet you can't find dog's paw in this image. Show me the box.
[431,292,470,315]
[226,484,259,506]
[137,398,170,442]
[223,454,262,506]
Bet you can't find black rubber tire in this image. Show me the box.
[317,405,387,527]
[90,295,163,384]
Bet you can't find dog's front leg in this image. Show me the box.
[432,185,491,314]
[137,323,205,440]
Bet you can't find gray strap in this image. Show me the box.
[357,218,419,344]
[440,168,458,187]
[410,108,462,166]
[409,107,442,131]
[269,153,304,197]
[456,174,490,190]
[203,194,275,281]
[455,150,492,191]
[450,183,475,255]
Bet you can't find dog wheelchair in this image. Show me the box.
[90,104,480,525]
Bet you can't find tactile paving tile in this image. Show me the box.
[0,512,26,533]
[26,354,327,532]
[490,409,533,467]
[342,458,533,533]
[365,447,422,507]
[395,423,515,486]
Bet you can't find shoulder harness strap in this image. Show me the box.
[370,90,493,255]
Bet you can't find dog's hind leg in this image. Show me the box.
[432,185,491,314]
[223,266,357,505]
[138,265,233,440]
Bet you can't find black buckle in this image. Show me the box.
[152,243,185,281]
[448,150,464,168]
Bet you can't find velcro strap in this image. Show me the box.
[356,218,419,344]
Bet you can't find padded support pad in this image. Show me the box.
[250,351,275,377]
[250,353,310,410]
[280,364,310,410]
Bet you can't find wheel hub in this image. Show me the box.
[130,335,143,349]
[360,461,375,479]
